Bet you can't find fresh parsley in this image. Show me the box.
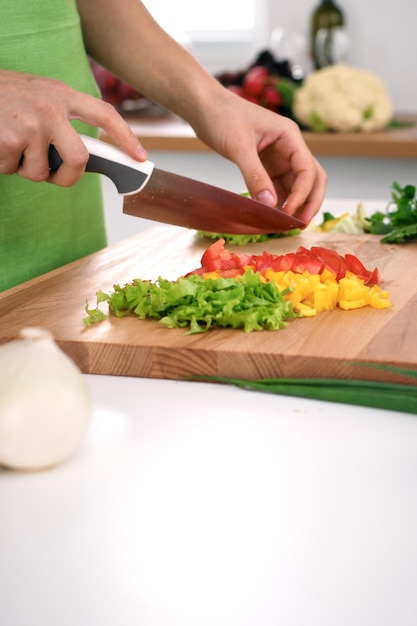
[365,181,417,243]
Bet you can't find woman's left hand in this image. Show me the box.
[192,88,327,225]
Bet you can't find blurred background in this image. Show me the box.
[140,0,416,113]
[96,0,417,243]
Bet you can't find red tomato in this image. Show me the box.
[215,268,245,278]
[250,251,276,272]
[200,239,251,272]
[200,238,225,271]
[273,253,295,272]
[367,268,380,286]
[291,254,324,274]
[193,239,380,286]
[185,267,205,277]
[344,254,367,277]
[307,246,346,279]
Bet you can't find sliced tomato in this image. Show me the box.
[185,267,206,277]
[230,251,252,268]
[344,253,369,276]
[194,239,380,285]
[291,254,324,274]
[273,252,295,272]
[344,253,379,285]
[200,238,252,272]
[200,238,226,271]
[308,246,346,279]
[215,268,245,278]
[366,268,380,286]
[250,251,276,272]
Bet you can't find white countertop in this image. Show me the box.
[1,373,417,626]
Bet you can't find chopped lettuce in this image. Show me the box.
[197,229,301,245]
[84,270,297,334]
[197,190,301,245]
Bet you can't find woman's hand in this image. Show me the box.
[0,69,147,186]
[192,88,327,225]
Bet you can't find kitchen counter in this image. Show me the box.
[1,374,417,626]
[1,198,417,626]
[102,111,417,159]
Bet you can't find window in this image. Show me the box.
[143,0,268,73]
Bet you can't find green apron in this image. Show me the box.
[0,0,107,291]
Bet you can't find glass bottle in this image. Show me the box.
[310,0,349,70]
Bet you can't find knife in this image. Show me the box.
[48,134,305,235]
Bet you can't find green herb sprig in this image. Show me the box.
[365,181,417,243]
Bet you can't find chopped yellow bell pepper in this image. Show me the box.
[264,268,390,316]
[317,212,351,232]
[203,265,391,318]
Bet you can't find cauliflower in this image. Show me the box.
[293,64,394,132]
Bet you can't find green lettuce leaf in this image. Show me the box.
[197,230,301,245]
[84,270,298,334]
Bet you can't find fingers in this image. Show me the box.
[0,70,148,188]
[297,164,328,224]
[243,133,327,223]
[0,127,91,187]
[207,94,327,224]
[69,91,148,161]
[0,134,27,177]
[46,88,149,185]
[282,159,327,223]
[17,142,52,183]
[225,130,279,208]
[45,131,91,187]
[259,119,327,220]
[237,154,278,208]
[238,142,326,221]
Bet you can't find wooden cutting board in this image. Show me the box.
[1,225,416,385]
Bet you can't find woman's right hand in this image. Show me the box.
[0,69,148,187]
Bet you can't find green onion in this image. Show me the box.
[197,364,417,415]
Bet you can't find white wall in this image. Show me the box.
[267,0,417,113]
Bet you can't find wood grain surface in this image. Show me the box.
[1,225,416,384]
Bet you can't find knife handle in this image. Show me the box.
[48,134,155,195]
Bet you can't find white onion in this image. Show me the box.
[0,327,92,471]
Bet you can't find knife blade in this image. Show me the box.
[48,134,305,235]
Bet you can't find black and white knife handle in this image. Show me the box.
[48,134,154,195]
